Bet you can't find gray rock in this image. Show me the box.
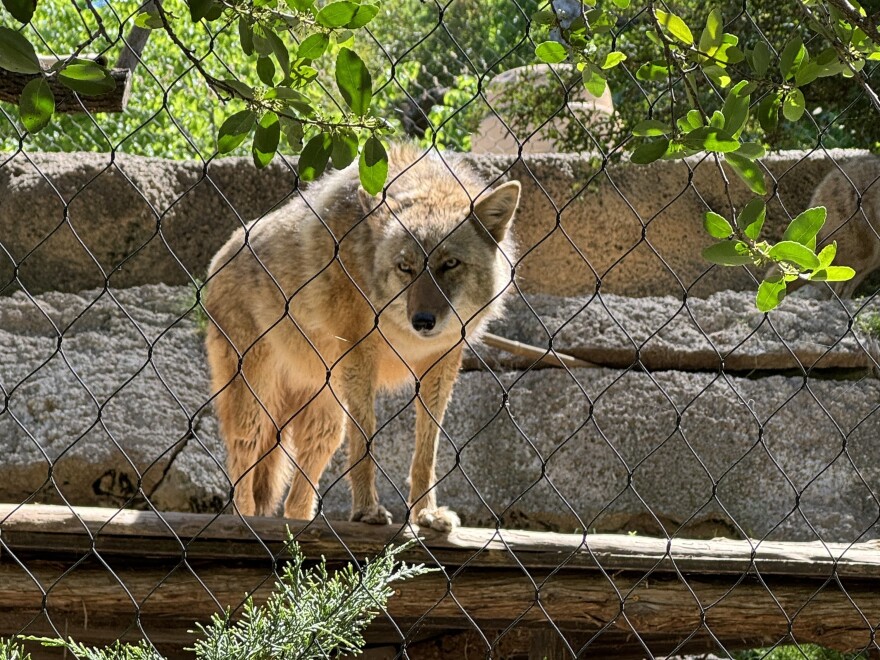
[1,285,878,543]
[1,150,871,297]
[479,289,880,371]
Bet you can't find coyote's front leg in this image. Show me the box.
[342,349,393,525]
[409,347,463,533]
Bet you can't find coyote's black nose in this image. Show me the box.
[411,312,436,332]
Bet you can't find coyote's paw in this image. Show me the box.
[416,506,460,533]
[350,504,393,525]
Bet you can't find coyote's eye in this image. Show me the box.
[397,263,414,275]
[441,258,461,271]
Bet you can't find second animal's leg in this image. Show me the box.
[283,388,347,520]
[410,347,463,533]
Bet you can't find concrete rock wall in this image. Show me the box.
[2,150,879,543]
[2,284,878,542]
[0,150,868,297]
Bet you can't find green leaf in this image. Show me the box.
[702,240,754,266]
[253,111,280,169]
[757,92,781,133]
[535,41,568,64]
[346,1,379,28]
[3,0,36,23]
[721,80,750,137]
[265,87,315,115]
[631,119,668,136]
[703,211,733,239]
[217,109,255,154]
[782,88,805,122]
[654,9,693,45]
[735,142,765,160]
[699,8,723,54]
[335,47,371,116]
[682,127,740,153]
[238,18,254,55]
[817,241,836,269]
[0,26,40,73]
[738,198,766,240]
[610,0,630,7]
[725,152,767,195]
[359,134,388,194]
[779,37,805,80]
[257,56,275,86]
[281,117,303,150]
[252,26,273,56]
[298,32,329,59]
[188,0,221,22]
[582,66,606,97]
[756,277,786,312]
[267,30,290,78]
[795,59,820,86]
[221,78,254,99]
[331,130,358,169]
[703,64,732,88]
[19,75,53,133]
[600,51,626,69]
[630,138,669,164]
[285,0,314,10]
[810,266,855,282]
[636,61,672,81]
[299,132,333,181]
[768,241,821,269]
[751,41,771,76]
[783,206,826,246]
[58,61,115,96]
[134,10,163,28]
[315,0,357,27]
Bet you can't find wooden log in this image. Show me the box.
[1,504,879,577]
[0,558,878,653]
[2,505,880,654]
[0,68,132,114]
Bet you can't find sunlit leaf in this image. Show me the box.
[654,9,693,45]
[217,109,255,154]
[335,47,372,116]
[19,75,53,132]
[58,61,115,96]
[359,134,387,194]
[703,211,733,239]
[299,132,333,181]
[756,277,786,312]
[252,111,280,169]
[535,41,567,64]
[702,240,754,265]
[738,198,766,240]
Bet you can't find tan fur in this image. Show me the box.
[779,157,880,297]
[204,143,520,532]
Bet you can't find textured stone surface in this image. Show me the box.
[1,150,872,297]
[480,289,880,371]
[1,285,878,542]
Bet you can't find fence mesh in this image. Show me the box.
[2,0,880,657]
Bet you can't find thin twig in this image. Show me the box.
[481,333,598,369]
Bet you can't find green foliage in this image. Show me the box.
[533,0,870,310]
[700,202,854,311]
[0,637,31,660]
[0,0,391,189]
[5,540,426,660]
[734,643,859,659]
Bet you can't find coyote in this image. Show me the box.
[204,143,520,532]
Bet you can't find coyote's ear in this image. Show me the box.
[358,186,405,216]
[473,180,521,242]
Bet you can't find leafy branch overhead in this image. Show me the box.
[534,0,868,311]
[0,0,389,192]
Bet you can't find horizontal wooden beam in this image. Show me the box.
[1,504,879,578]
[2,505,879,655]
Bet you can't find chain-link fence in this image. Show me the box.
[2,0,880,658]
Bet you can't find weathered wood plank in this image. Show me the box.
[0,559,877,653]
[2,504,879,577]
